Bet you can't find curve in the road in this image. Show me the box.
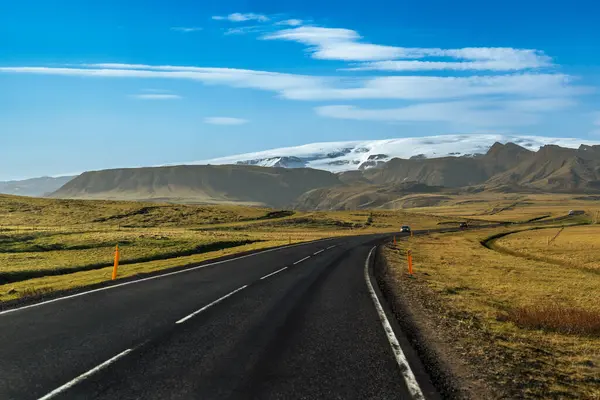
[1,233,439,400]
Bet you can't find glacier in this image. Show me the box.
[188,134,600,173]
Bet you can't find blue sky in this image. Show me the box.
[1,0,600,180]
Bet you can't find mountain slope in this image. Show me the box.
[359,142,532,188]
[294,182,446,211]
[0,176,75,197]
[486,145,600,192]
[46,141,600,210]
[295,142,600,210]
[50,165,342,207]
[194,134,600,173]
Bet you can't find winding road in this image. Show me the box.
[0,233,440,399]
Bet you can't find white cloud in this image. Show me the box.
[171,27,203,33]
[213,13,269,22]
[593,112,600,126]
[224,26,263,35]
[276,19,303,27]
[130,93,182,100]
[505,98,576,112]
[204,117,248,125]
[0,65,588,103]
[263,27,409,61]
[141,88,172,93]
[0,64,325,95]
[315,101,545,127]
[263,26,552,71]
[282,73,586,101]
[346,54,550,71]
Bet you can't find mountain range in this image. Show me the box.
[192,134,600,173]
[4,134,599,199]
[49,141,600,209]
[0,176,75,197]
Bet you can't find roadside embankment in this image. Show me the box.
[377,227,600,399]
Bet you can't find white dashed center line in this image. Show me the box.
[176,285,248,324]
[260,267,288,280]
[38,348,133,400]
[293,256,311,265]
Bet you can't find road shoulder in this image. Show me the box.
[374,244,497,399]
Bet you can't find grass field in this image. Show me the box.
[0,194,455,302]
[2,192,597,304]
[383,226,600,399]
[405,193,600,223]
[493,225,600,271]
[0,194,272,227]
[2,192,600,396]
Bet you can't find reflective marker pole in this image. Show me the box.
[112,245,120,280]
[407,250,413,275]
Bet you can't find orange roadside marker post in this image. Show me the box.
[112,245,120,280]
[393,236,397,246]
[407,249,413,275]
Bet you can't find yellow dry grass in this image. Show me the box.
[0,228,254,274]
[0,194,270,227]
[494,225,600,271]
[384,227,600,398]
[0,194,452,302]
[405,193,600,223]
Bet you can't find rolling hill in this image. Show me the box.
[294,182,446,210]
[50,164,342,207]
[0,176,75,197]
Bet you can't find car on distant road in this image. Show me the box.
[400,225,411,233]
[459,222,468,229]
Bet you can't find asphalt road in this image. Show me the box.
[0,233,440,400]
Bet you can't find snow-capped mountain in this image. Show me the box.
[192,134,600,173]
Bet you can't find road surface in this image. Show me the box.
[0,233,440,399]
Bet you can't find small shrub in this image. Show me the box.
[502,304,600,336]
[18,286,54,299]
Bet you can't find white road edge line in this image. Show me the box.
[313,249,324,255]
[364,246,425,400]
[260,267,288,280]
[326,245,336,250]
[176,285,248,324]
[293,256,311,265]
[0,238,335,317]
[38,348,133,400]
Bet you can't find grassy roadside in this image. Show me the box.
[0,239,286,303]
[379,226,600,399]
[491,225,600,272]
[0,228,348,303]
[405,193,600,224]
[0,194,455,303]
